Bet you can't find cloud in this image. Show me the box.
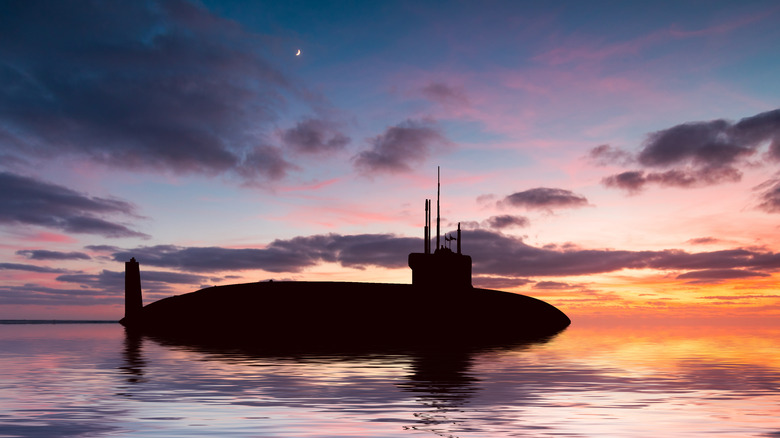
[602,171,647,193]
[17,249,91,261]
[603,168,741,193]
[0,0,306,182]
[0,263,72,274]
[484,215,530,229]
[587,144,633,166]
[353,119,450,173]
[687,237,722,245]
[472,276,532,289]
[602,109,780,193]
[0,284,121,306]
[501,188,588,211]
[280,118,350,154]
[420,82,469,107]
[235,145,294,182]
[755,178,780,213]
[0,172,149,238]
[463,229,780,278]
[57,269,209,289]
[111,234,419,273]
[676,269,770,280]
[638,119,754,168]
[84,245,121,253]
[533,281,578,290]
[104,229,780,281]
[677,268,771,284]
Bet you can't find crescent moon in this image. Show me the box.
[296,49,301,56]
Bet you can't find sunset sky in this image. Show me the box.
[1,0,780,321]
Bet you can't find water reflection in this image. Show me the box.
[3,322,780,437]
[119,331,145,385]
[119,328,563,436]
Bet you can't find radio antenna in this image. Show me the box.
[436,166,440,251]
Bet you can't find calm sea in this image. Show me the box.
[1,320,779,437]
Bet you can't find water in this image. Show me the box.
[1,321,779,437]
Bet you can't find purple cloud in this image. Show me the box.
[603,168,741,193]
[638,119,754,168]
[111,234,419,273]
[588,144,633,166]
[533,281,577,290]
[17,250,91,261]
[421,82,469,106]
[0,172,148,238]
[502,188,588,210]
[687,237,722,245]
[0,263,72,274]
[472,276,533,289]
[0,284,121,306]
[353,119,450,173]
[676,268,771,284]
[484,215,530,229]
[602,109,780,193]
[676,269,769,280]
[106,229,780,280]
[57,269,210,290]
[236,145,294,182]
[755,178,780,213]
[0,0,305,182]
[280,118,351,154]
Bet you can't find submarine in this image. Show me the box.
[119,169,570,347]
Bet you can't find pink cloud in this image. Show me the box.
[19,231,79,244]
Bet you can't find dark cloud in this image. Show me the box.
[462,229,780,278]
[111,234,419,273]
[84,245,121,253]
[472,276,532,289]
[502,188,588,210]
[0,172,148,238]
[107,229,780,281]
[741,109,780,159]
[677,269,771,285]
[0,263,71,274]
[421,82,469,106]
[57,269,209,289]
[602,171,647,193]
[603,168,741,193]
[687,237,721,245]
[0,284,120,306]
[0,0,305,182]
[638,119,754,168]
[235,145,294,182]
[533,281,577,290]
[602,109,780,193]
[587,144,633,166]
[353,119,450,173]
[755,179,780,213]
[280,118,350,154]
[484,215,530,229]
[677,269,770,280]
[17,249,91,261]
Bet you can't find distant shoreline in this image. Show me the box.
[0,320,116,325]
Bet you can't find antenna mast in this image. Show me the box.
[436,166,440,251]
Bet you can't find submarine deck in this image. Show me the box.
[120,281,570,346]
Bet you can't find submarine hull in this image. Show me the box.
[120,281,570,348]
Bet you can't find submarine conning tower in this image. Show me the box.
[408,167,473,290]
[124,257,143,320]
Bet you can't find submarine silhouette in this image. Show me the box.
[119,169,570,347]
